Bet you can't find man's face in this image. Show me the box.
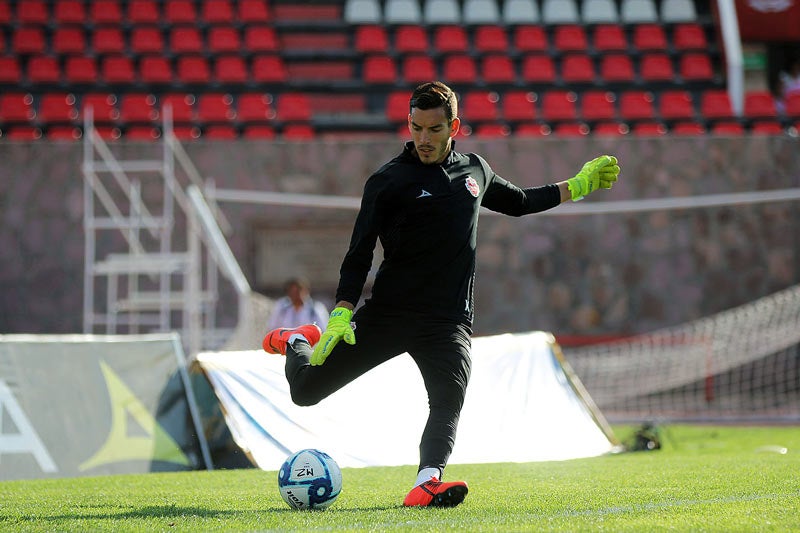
[408,106,460,165]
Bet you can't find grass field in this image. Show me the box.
[1,425,798,532]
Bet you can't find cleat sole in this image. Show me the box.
[431,485,468,507]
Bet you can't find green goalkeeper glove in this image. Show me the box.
[310,307,356,366]
[567,155,620,201]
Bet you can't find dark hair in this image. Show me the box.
[409,81,458,123]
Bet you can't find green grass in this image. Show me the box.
[1,425,799,532]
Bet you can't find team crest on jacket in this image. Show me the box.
[465,177,479,197]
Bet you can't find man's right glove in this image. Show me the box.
[567,155,620,201]
[310,307,356,366]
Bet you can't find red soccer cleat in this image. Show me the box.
[403,477,468,508]
[262,324,322,355]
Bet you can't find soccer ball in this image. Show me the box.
[277,449,342,510]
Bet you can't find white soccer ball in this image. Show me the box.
[277,449,342,510]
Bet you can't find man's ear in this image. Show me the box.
[449,117,461,138]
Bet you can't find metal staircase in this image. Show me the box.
[81,107,250,357]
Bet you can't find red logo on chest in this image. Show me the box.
[465,177,479,197]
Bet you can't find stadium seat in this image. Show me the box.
[618,90,655,121]
[363,55,398,84]
[0,93,35,123]
[385,90,412,123]
[215,55,249,84]
[481,54,516,84]
[208,27,241,53]
[672,24,707,51]
[402,55,438,84]
[461,91,500,121]
[0,57,22,84]
[750,121,783,135]
[501,90,537,121]
[344,0,383,23]
[699,89,733,120]
[744,91,778,120]
[620,0,658,22]
[119,93,159,124]
[515,123,551,136]
[53,0,85,24]
[433,25,469,54]
[442,55,478,84]
[473,26,510,53]
[252,55,288,83]
[542,0,580,23]
[560,54,595,84]
[680,54,714,82]
[581,0,619,23]
[276,93,312,123]
[463,0,501,23]
[472,123,511,137]
[80,94,120,124]
[502,0,540,23]
[237,93,275,122]
[64,57,98,84]
[640,53,675,82]
[138,56,173,85]
[127,0,160,24]
[554,122,590,136]
[90,2,122,24]
[660,0,697,22]
[599,54,635,83]
[658,90,695,121]
[47,126,82,140]
[52,27,87,55]
[553,25,588,52]
[632,24,668,51]
[202,0,235,24]
[130,27,165,54]
[423,0,461,24]
[176,56,211,84]
[593,25,628,52]
[12,26,46,55]
[2,126,43,140]
[237,0,270,22]
[170,27,204,54]
[124,126,160,140]
[394,26,429,54]
[541,90,578,121]
[513,25,548,52]
[521,55,556,84]
[102,56,136,84]
[16,0,48,24]
[242,125,276,139]
[171,125,201,140]
[282,124,315,139]
[197,93,236,123]
[783,93,800,119]
[354,26,390,53]
[593,121,629,135]
[671,121,705,135]
[164,0,197,24]
[204,125,238,139]
[631,121,667,135]
[711,121,744,135]
[580,90,616,122]
[384,0,423,24]
[160,94,196,123]
[92,27,125,54]
[244,26,279,52]
[26,56,60,84]
[0,1,10,24]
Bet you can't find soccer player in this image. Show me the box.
[263,81,620,507]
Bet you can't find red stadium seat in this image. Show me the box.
[354,25,390,54]
[540,90,578,121]
[631,121,667,136]
[176,56,211,84]
[516,123,551,136]
[282,124,315,139]
[0,57,22,84]
[47,126,82,140]
[433,25,469,54]
[680,54,713,82]
[101,56,136,84]
[16,0,48,24]
[711,121,744,135]
[237,93,275,122]
[130,27,165,54]
[658,90,695,121]
[276,93,312,122]
[242,125,276,139]
[252,55,288,83]
[363,55,398,84]
[442,55,478,84]
[700,90,734,120]
[744,91,777,120]
[197,93,236,123]
[394,26,429,54]
[119,93,159,124]
[238,0,271,23]
[12,26,46,54]
[204,125,238,139]
[461,91,500,122]
[171,27,204,54]
[639,53,674,82]
[244,26,279,52]
[474,123,511,137]
[208,27,241,53]
[618,90,655,121]
[672,24,707,51]
[385,91,412,123]
[553,25,588,52]
[554,122,590,136]
[632,24,667,51]
[0,93,36,123]
[481,54,516,84]
[402,55,437,84]
[125,126,160,140]
[580,90,616,122]
[160,94,196,123]
[501,91,537,122]
[64,57,98,84]
[3,126,43,140]
[513,26,548,53]
[560,54,595,84]
[202,0,234,24]
[592,25,627,52]
[139,56,173,84]
[783,93,800,119]
[80,94,120,124]
[53,0,85,24]
[521,56,556,84]
[52,27,87,55]
[215,55,248,83]
[92,27,125,54]
[599,54,634,83]
[473,26,509,53]
[90,2,122,24]
[0,1,9,23]
[671,121,705,135]
[750,120,783,134]
[593,122,629,135]
[26,56,60,84]
[127,0,160,23]
[164,0,197,23]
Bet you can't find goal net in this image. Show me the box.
[566,283,800,422]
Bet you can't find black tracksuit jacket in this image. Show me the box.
[335,141,562,327]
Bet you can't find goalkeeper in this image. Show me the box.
[263,81,620,508]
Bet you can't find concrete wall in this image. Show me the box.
[1,135,798,339]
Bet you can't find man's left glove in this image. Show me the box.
[567,155,620,201]
[310,307,356,366]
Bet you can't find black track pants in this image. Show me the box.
[285,311,472,473]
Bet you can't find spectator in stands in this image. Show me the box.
[262,81,620,508]
[777,57,800,114]
[265,276,329,331]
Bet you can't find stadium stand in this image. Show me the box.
[0,0,790,140]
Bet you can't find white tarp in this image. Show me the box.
[197,331,617,470]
